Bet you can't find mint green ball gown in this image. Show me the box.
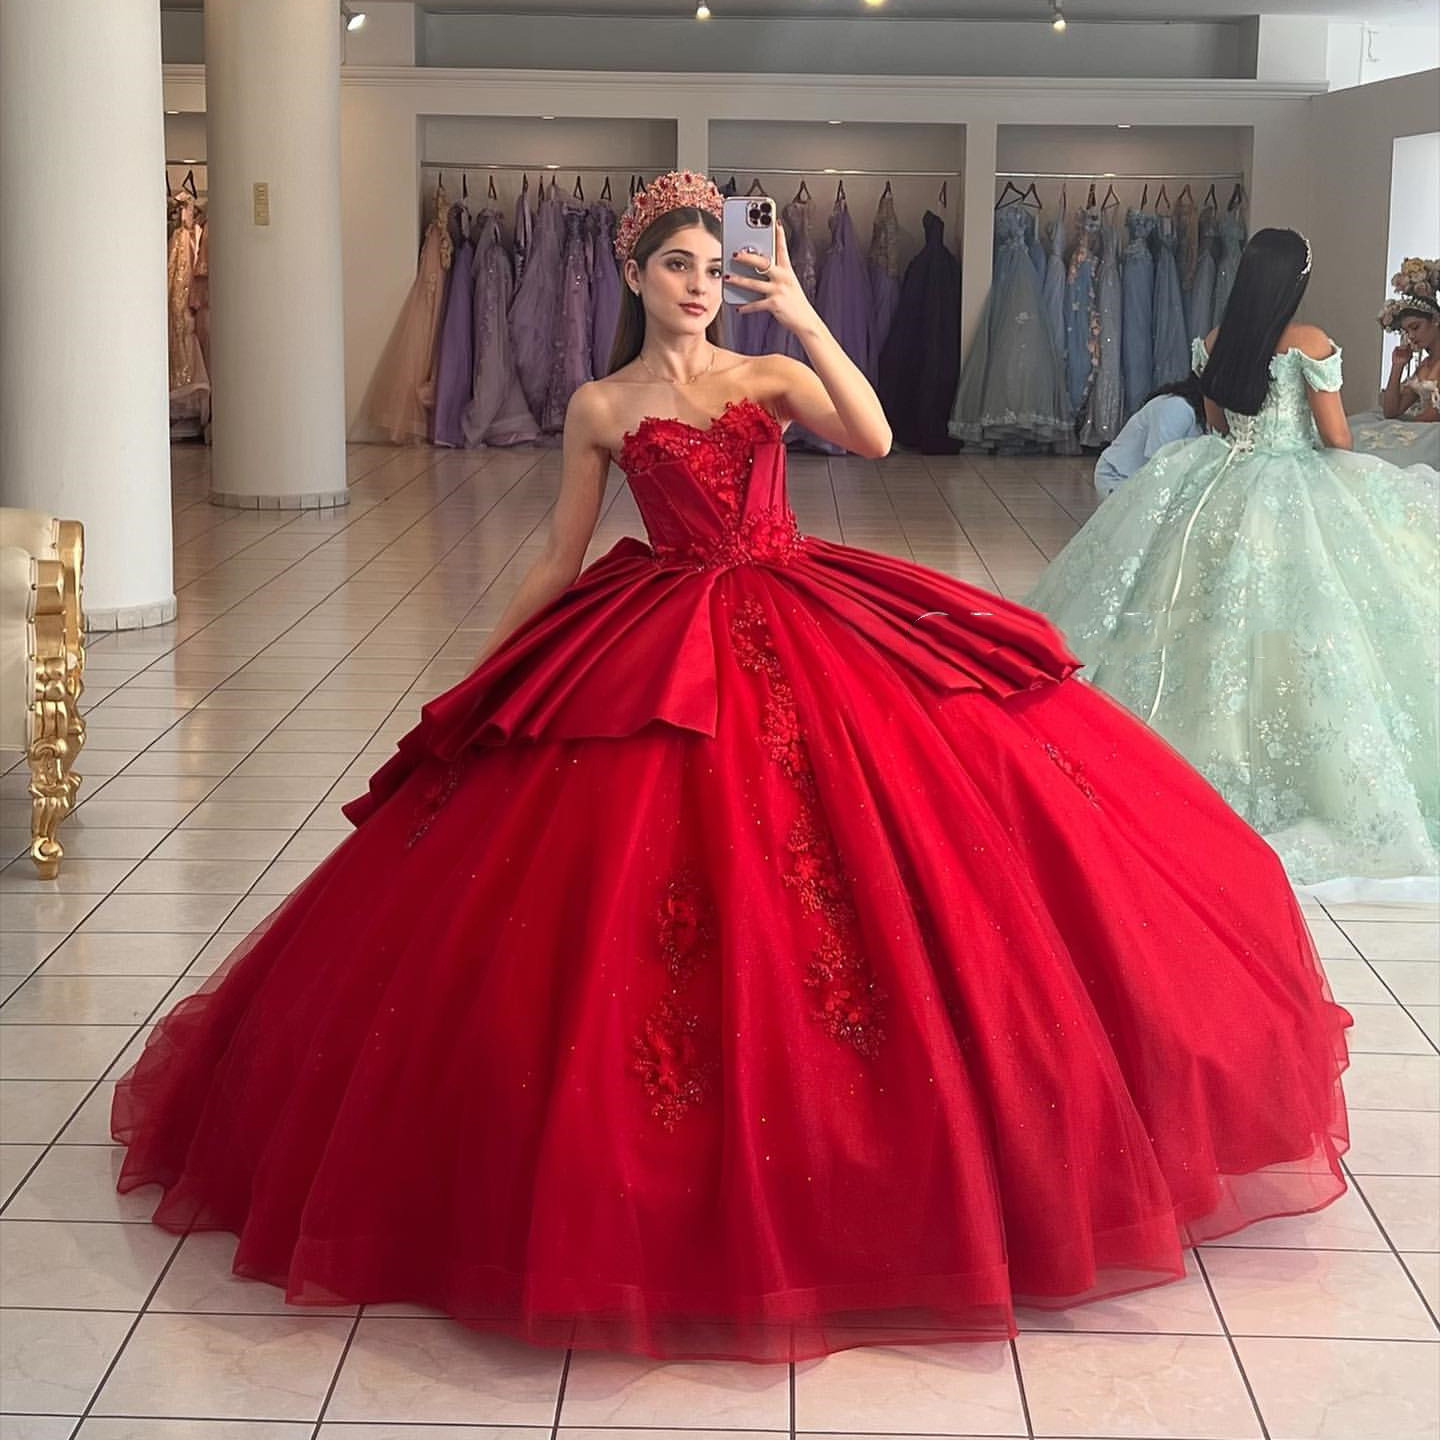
[1029,338,1439,899]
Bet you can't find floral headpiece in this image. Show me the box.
[614,170,724,263]
[1379,257,1440,330]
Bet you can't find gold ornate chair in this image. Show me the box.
[0,510,86,877]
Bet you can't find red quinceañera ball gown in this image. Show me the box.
[113,398,1350,1363]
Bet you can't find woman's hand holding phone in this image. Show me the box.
[725,221,822,339]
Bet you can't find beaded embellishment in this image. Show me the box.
[1042,742,1099,805]
[730,600,887,1057]
[406,759,465,849]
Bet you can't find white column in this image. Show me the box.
[205,0,348,508]
[0,0,176,630]
[960,120,997,362]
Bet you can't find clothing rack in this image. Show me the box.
[714,165,962,178]
[996,170,1244,182]
[420,161,649,173]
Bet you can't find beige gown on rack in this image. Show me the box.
[366,181,454,443]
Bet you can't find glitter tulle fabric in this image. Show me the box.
[114,398,1350,1363]
[1029,342,1439,895]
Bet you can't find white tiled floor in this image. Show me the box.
[1,441,1436,1439]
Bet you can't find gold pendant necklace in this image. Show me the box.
[639,346,716,386]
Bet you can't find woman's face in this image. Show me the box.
[1401,313,1440,354]
[628,224,723,337]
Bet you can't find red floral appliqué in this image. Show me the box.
[729,600,887,1059]
[633,871,718,1129]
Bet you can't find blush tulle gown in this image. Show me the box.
[114,398,1350,1364]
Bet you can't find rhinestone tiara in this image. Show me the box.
[614,170,724,262]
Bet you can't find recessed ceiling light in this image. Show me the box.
[1117,123,1132,129]
[696,0,711,16]
[341,4,366,31]
[1051,2,1067,31]
[828,120,844,125]
[165,110,180,116]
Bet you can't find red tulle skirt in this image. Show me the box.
[113,557,1349,1363]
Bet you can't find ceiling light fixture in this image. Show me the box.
[696,0,711,16]
[864,0,887,7]
[1051,2,1067,32]
[341,4,366,31]
[828,119,844,125]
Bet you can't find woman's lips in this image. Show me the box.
[680,303,706,315]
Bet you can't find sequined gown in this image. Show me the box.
[950,207,1071,450]
[1029,340,1439,897]
[113,398,1350,1363]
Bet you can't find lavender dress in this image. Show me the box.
[867,188,901,384]
[794,194,871,455]
[509,186,564,423]
[430,207,477,448]
[589,203,622,379]
[513,179,534,285]
[541,201,593,434]
[462,209,539,448]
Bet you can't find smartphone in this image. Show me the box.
[723,194,776,307]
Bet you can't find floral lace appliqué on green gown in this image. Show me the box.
[1029,337,1439,898]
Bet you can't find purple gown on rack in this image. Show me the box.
[793,192,871,455]
[462,209,540,449]
[589,202,622,379]
[513,178,534,285]
[510,185,565,424]
[867,187,901,385]
[542,200,594,434]
[431,207,477,448]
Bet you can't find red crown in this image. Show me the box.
[614,170,724,262]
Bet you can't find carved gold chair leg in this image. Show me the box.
[27,558,82,879]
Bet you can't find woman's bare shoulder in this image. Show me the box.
[1281,322,1337,359]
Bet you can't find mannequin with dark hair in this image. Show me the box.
[1033,227,1438,898]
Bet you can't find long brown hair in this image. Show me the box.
[607,207,725,375]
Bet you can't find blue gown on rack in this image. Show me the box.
[1151,214,1191,388]
[1042,213,1069,400]
[1081,214,1125,448]
[1065,208,1101,417]
[1029,338,1439,897]
[1187,207,1218,344]
[948,207,1071,451]
[1211,211,1246,328]
[1121,211,1157,418]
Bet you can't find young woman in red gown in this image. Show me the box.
[114,172,1350,1363]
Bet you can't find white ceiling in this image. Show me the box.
[160,0,1440,17]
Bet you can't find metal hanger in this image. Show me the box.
[573,174,585,200]
[488,175,498,201]
[746,177,765,196]
[994,179,1027,210]
[1155,183,1171,213]
[600,175,612,201]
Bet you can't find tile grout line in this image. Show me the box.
[1193,1247,1273,1440]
